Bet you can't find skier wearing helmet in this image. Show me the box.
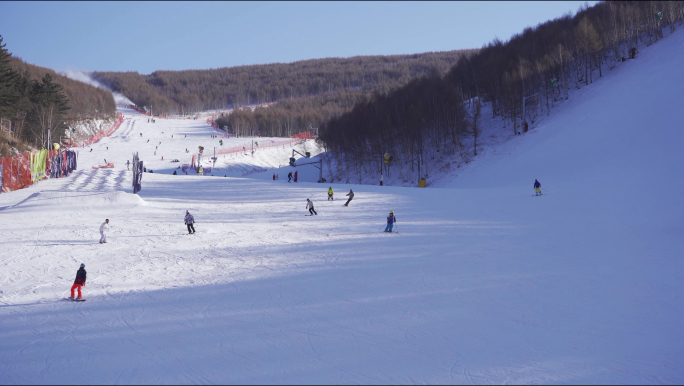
[185,210,196,234]
[328,187,334,200]
[69,263,87,300]
[385,210,397,232]
[306,199,317,215]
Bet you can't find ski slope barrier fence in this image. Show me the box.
[189,137,305,170]
[202,132,312,160]
[76,113,124,147]
[215,138,297,157]
[1,150,77,193]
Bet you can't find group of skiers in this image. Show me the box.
[73,179,543,299]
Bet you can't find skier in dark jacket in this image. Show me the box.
[288,172,293,182]
[344,189,354,206]
[185,211,195,234]
[534,179,542,196]
[70,264,87,299]
[385,211,396,232]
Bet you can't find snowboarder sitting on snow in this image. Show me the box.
[385,210,396,232]
[534,179,542,196]
[288,171,293,182]
[344,189,354,206]
[99,219,109,244]
[69,263,87,300]
[306,199,317,215]
[328,187,334,200]
[185,211,196,234]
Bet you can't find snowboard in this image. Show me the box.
[63,297,86,302]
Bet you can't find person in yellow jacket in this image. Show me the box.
[328,187,334,200]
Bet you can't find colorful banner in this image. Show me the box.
[31,149,48,182]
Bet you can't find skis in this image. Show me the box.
[63,297,86,302]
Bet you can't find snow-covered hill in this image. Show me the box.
[0,29,683,384]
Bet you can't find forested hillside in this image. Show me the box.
[320,0,684,183]
[92,50,475,135]
[9,59,116,119]
[0,35,116,156]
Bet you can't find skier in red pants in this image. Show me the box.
[69,263,87,300]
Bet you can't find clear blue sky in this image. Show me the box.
[0,1,596,74]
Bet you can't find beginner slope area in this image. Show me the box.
[0,30,683,384]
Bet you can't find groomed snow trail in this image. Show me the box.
[1,29,683,384]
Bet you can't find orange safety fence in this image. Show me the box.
[291,131,314,139]
[1,150,64,193]
[76,114,124,147]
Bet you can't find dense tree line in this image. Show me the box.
[321,75,470,183]
[91,49,476,116]
[9,58,116,118]
[0,35,116,155]
[320,0,684,184]
[215,90,371,138]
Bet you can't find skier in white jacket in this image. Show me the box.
[99,219,109,244]
[306,199,317,216]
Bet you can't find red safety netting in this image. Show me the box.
[76,114,124,147]
[1,149,72,193]
[1,153,31,192]
[291,131,314,139]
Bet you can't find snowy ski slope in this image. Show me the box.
[1,29,683,384]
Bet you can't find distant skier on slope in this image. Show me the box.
[344,189,354,206]
[328,187,334,200]
[185,210,196,234]
[126,160,130,170]
[288,171,293,182]
[385,210,396,232]
[68,263,87,300]
[306,199,318,216]
[534,179,542,196]
[99,219,109,244]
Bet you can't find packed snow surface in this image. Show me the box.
[1,30,683,384]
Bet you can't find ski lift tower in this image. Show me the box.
[522,77,563,134]
[289,149,324,182]
[308,123,319,138]
[630,11,663,50]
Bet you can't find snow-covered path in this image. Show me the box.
[72,107,322,179]
[1,29,683,385]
